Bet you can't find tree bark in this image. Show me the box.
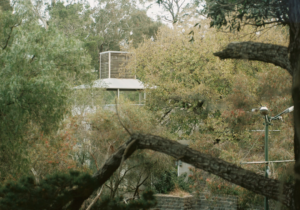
[289,1,300,209]
[66,133,294,210]
[213,42,293,76]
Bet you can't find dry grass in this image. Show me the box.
[168,185,191,197]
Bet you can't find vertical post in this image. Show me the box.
[99,53,101,79]
[177,161,180,177]
[92,88,94,107]
[264,116,269,210]
[139,91,142,105]
[109,52,111,78]
[134,53,136,79]
[117,89,120,99]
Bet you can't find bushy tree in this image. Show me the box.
[46,0,162,72]
[0,171,98,210]
[0,1,92,179]
[128,21,295,207]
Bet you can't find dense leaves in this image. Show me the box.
[0,2,92,178]
[0,171,97,210]
[47,0,162,72]
[91,190,156,210]
[128,20,294,207]
[201,0,289,31]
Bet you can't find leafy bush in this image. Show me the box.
[176,173,194,193]
[0,171,97,210]
[153,169,194,194]
[0,171,157,210]
[153,170,175,193]
[91,190,157,210]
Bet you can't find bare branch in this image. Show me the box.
[30,1,48,30]
[31,168,39,184]
[85,186,103,210]
[89,152,99,170]
[115,98,131,135]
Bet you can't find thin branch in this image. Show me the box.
[133,174,149,198]
[245,20,288,27]
[31,168,39,184]
[159,108,173,123]
[115,98,131,135]
[2,23,20,50]
[30,55,36,63]
[104,183,112,190]
[85,186,103,210]
[89,152,99,170]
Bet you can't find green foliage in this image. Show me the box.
[47,0,161,72]
[85,104,174,197]
[131,19,293,207]
[176,173,194,193]
[0,0,12,11]
[47,2,100,74]
[202,0,288,31]
[0,2,92,178]
[153,170,175,193]
[153,169,193,194]
[91,190,157,210]
[127,23,237,136]
[0,171,98,210]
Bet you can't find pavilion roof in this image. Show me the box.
[74,78,145,90]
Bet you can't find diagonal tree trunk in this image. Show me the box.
[213,42,293,76]
[66,133,295,210]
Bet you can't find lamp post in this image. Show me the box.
[258,106,294,210]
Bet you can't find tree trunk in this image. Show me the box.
[66,134,294,210]
[289,1,300,209]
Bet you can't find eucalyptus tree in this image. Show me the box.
[91,0,161,52]
[0,2,92,179]
[0,0,12,11]
[47,0,161,71]
[46,2,102,73]
[151,0,198,24]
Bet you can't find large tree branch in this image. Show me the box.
[66,133,294,210]
[213,41,293,76]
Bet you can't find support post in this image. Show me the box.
[92,88,94,107]
[264,116,269,210]
[139,91,142,104]
[117,89,120,99]
[109,52,111,78]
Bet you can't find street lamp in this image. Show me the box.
[258,106,294,210]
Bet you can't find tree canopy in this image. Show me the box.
[0,1,92,178]
[2,0,300,210]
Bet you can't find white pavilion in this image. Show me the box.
[74,51,146,112]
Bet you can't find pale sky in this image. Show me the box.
[86,0,172,26]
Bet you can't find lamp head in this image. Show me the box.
[260,106,269,116]
[287,106,294,113]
